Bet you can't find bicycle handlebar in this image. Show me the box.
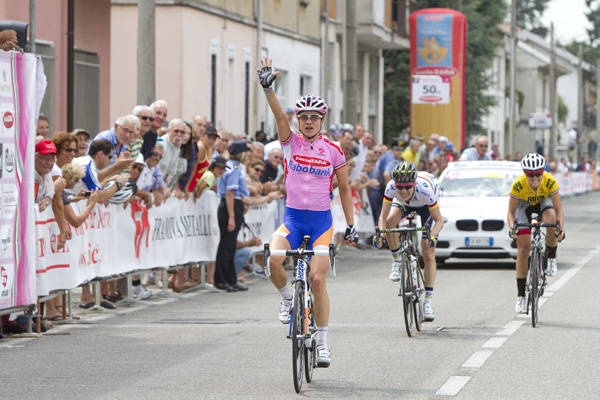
[264,243,336,277]
[515,222,559,229]
[511,220,564,242]
[375,226,430,235]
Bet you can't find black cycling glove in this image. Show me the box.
[257,65,277,89]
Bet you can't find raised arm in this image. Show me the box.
[257,58,291,143]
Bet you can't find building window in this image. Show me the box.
[74,49,100,135]
[244,61,250,136]
[300,75,311,97]
[210,53,217,125]
[37,41,55,132]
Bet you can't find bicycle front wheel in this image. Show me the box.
[292,283,305,393]
[529,249,540,328]
[400,254,416,337]
[413,257,425,332]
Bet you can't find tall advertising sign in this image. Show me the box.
[0,51,40,313]
[410,9,466,149]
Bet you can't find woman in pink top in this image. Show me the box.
[257,58,357,367]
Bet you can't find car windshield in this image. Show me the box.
[439,169,520,197]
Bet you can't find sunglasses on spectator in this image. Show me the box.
[524,171,543,177]
[254,167,264,173]
[298,114,323,122]
[395,184,415,191]
[64,148,77,153]
[140,115,154,122]
[477,144,488,148]
[132,165,144,172]
[149,151,163,159]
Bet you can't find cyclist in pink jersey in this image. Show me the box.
[257,58,357,368]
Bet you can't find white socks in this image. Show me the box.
[278,285,292,300]
[317,326,328,347]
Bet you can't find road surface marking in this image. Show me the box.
[496,320,525,335]
[462,350,494,368]
[482,337,507,349]
[436,376,471,396]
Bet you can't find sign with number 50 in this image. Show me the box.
[411,75,450,105]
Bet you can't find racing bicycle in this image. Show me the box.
[376,213,429,337]
[515,213,560,327]
[264,236,336,393]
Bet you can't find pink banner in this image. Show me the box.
[0,51,39,311]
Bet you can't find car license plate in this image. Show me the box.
[465,237,493,247]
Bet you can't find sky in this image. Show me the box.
[541,0,592,44]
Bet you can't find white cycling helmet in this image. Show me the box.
[107,181,138,204]
[521,152,545,172]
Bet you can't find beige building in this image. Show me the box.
[110,0,411,142]
[1,0,111,134]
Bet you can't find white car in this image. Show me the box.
[435,161,521,263]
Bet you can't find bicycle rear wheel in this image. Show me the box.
[304,291,316,383]
[529,249,540,328]
[292,283,305,393]
[400,254,415,337]
[413,257,425,332]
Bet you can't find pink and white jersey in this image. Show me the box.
[383,171,439,209]
[281,133,347,211]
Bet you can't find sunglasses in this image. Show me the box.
[132,165,144,172]
[524,171,543,177]
[149,152,163,159]
[64,148,77,153]
[395,184,415,191]
[254,167,264,173]
[298,114,323,122]
[140,115,155,122]
[477,144,488,148]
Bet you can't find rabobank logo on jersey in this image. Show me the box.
[289,155,332,176]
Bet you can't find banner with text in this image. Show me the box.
[36,192,220,296]
[0,51,42,311]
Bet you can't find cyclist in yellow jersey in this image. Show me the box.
[507,153,565,314]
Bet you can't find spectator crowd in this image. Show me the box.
[2,92,599,335]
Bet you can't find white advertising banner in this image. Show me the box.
[36,191,220,296]
[331,188,366,234]
[241,198,283,253]
[411,75,450,105]
[0,51,41,311]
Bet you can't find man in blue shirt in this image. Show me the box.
[459,135,492,161]
[89,114,137,180]
[215,141,251,292]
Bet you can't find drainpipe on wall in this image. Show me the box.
[137,0,156,106]
[255,0,264,132]
[67,0,74,131]
[28,0,36,54]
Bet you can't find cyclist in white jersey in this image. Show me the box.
[257,58,358,368]
[374,161,444,321]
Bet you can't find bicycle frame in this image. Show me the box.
[264,241,336,341]
[376,215,430,335]
[516,213,558,326]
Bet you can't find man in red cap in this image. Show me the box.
[35,140,68,250]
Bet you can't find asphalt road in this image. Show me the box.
[2,191,599,399]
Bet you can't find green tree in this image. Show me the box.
[557,95,568,124]
[382,49,410,144]
[384,0,507,144]
[517,0,551,30]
